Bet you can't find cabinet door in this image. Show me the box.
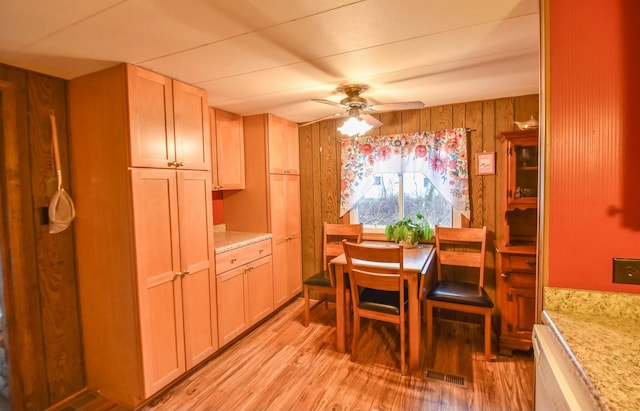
[285,175,302,297]
[173,80,210,170]
[284,119,299,175]
[213,109,245,190]
[505,132,538,210]
[246,256,274,324]
[270,174,302,306]
[268,115,299,175]
[131,169,185,396]
[216,267,248,347]
[177,171,218,369]
[127,66,175,169]
[506,284,536,339]
[267,114,285,174]
[270,174,288,306]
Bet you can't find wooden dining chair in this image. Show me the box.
[426,225,494,361]
[342,240,408,374]
[303,222,363,327]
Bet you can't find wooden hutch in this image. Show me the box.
[495,128,538,355]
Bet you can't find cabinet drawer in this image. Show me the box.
[507,254,536,272]
[215,239,272,274]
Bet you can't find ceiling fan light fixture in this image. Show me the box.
[338,117,373,137]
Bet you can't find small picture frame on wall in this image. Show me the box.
[476,152,496,175]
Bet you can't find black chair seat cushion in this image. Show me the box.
[359,288,408,315]
[427,281,494,308]
[304,270,350,288]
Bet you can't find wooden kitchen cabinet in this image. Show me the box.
[69,64,217,408]
[223,113,302,310]
[495,128,538,355]
[268,114,300,175]
[495,241,536,355]
[270,173,303,306]
[215,239,273,346]
[127,64,210,170]
[209,108,245,190]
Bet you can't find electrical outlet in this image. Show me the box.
[613,258,640,285]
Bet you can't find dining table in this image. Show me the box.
[330,241,436,372]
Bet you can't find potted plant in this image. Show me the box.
[384,213,432,247]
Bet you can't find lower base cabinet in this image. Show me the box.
[216,239,273,346]
[495,242,537,355]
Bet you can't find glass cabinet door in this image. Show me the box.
[504,130,538,211]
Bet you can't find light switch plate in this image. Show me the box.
[613,258,640,285]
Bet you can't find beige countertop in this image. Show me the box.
[543,287,640,411]
[213,230,272,254]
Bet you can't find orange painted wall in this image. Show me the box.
[212,191,224,225]
[549,0,640,292]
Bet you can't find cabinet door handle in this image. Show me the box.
[231,257,237,264]
[219,185,224,189]
[175,271,184,278]
[168,161,178,167]
[177,161,185,167]
[183,269,190,276]
[259,248,264,254]
[500,272,510,279]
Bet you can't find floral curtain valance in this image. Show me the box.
[340,128,470,218]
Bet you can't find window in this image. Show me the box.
[351,172,453,232]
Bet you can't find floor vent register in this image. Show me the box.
[425,369,467,387]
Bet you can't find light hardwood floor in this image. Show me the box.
[54,298,533,410]
[138,298,534,411]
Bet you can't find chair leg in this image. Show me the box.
[351,313,360,362]
[426,302,434,360]
[303,285,310,327]
[400,318,406,375]
[484,311,492,361]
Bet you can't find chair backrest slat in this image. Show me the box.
[342,240,405,301]
[435,226,487,286]
[322,222,363,270]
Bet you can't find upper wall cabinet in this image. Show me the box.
[127,65,210,170]
[267,115,299,175]
[209,108,245,190]
[499,129,539,212]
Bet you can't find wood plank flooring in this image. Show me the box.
[139,298,534,411]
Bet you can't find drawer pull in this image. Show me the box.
[231,257,237,264]
[259,248,264,254]
[500,272,510,279]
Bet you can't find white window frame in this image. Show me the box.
[349,172,462,235]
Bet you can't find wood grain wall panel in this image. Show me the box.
[401,110,420,133]
[481,100,497,241]
[298,124,317,281]
[494,98,515,242]
[419,107,431,132]
[298,94,539,300]
[466,101,484,228]
[27,73,84,404]
[1,64,83,410]
[548,0,640,293]
[379,111,402,135]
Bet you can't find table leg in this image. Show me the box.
[408,275,419,371]
[334,263,346,353]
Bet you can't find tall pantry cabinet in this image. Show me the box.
[223,114,302,307]
[69,64,218,408]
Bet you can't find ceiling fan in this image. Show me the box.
[299,84,425,128]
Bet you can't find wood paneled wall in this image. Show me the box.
[299,94,539,302]
[0,64,84,410]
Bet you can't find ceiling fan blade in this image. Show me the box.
[298,112,347,127]
[367,101,425,112]
[362,114,383,128]
[311,98,346,109]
